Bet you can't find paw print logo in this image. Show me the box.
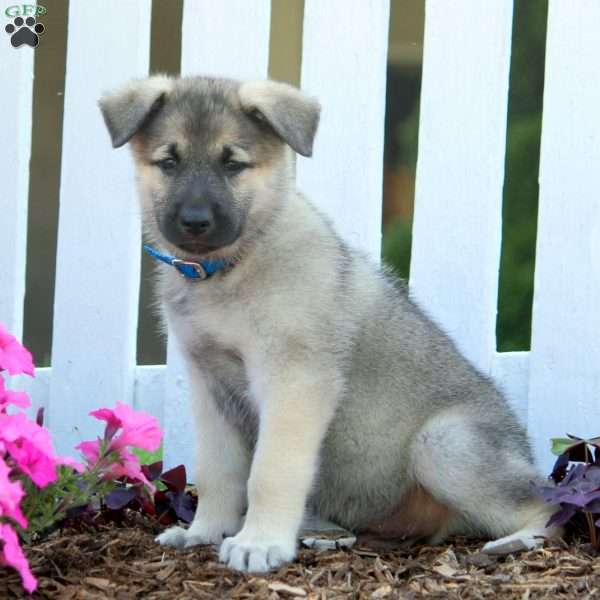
[5,16,45,48]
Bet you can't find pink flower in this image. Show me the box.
[0,523,37,594]
[0,377,30,413]
[0,456,27,529]
[76,439,100,464]
[0,413,58,487]
[105,447,155,492]
[0,324,34,377]
[0,413,83,487]
[76,403,162,493]
[76,439,155,493]
[90,402,161,452]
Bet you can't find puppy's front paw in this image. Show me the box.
[219,530,296,572]
[156,514,243,549]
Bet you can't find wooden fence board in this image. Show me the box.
[528,0,600,470]
[48,1,151,455]
[410,0,513,376]
[0,31,34,338]
[297,0,390,260]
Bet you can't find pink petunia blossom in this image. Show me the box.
[0,377,30,413]
[104,447,155,492]
[76,438,155,493]
[0,324,34,377]
[0,523,37,594]
[76,439,101,464]
[4,438,57,488]
[0,412,83,486]
[0,456,27,529]
[90,401,161,452]
[0,413,58,487]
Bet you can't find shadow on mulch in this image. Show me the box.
[2,515,599,599]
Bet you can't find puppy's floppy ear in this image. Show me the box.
[98,75,173,148]
[238,80,321,157]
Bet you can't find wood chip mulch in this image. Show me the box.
[2,517,599,599]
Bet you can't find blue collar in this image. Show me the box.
[143,244,229,280]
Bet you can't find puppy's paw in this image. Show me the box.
[482,531,545,555]
[155,525,189,549]
[156,515,243,549]
[219,530,296,572]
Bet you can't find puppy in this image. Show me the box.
[99,75,558,572]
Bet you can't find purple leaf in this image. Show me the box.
[65,504,92,519]
[547,504,577,528]
[160,465,187,493]
[563,463,589,485]
[561,435,600,463]
[534,463,600,508]
[74,478,89,492]
[36,407,44,427]
[559,489,600,508]
[551,453,570,483]
[583,466,600,486]
[166,491,196,523]
[105,487,140,510]
[142,460,163,482]
[584,498,600,513]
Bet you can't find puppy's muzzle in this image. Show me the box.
[178,203,214,238]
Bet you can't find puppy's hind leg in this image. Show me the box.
[409,408,560,553]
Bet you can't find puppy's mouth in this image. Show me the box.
[177,240,230,257]
[171,227,244,260]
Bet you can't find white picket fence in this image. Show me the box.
[1,1,599,474]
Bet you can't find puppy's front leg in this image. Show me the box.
[157,367,251,548]
[219,361,340,572]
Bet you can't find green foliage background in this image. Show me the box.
[383,1,548,352]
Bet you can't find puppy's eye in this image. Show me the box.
[223,159,249,174]
[157,157,178,174]
[221,147,251,175]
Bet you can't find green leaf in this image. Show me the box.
[551,437,577,456]
[132,443,163,465]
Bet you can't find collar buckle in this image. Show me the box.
[172,259,208,280]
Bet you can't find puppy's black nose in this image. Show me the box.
[178,204,214,237]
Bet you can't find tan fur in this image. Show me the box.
[365,486,451,540]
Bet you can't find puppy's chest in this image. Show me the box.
[164,279,264,414]
[164,277,255,352]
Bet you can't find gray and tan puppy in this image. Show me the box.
[99,75,558,573]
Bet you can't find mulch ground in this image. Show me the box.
[2,515,599,599]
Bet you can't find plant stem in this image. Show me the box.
[586,512,598,549]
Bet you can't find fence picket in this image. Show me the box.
[0,37,34,339]
[491,352,530,425]
[163,1,272,470]
[48,1,152,455]
[180,0,271,79]
[527,1,600,471]
[409,0,513,376]
[297,0,390,260]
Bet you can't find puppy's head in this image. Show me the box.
[99,75,320,259]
